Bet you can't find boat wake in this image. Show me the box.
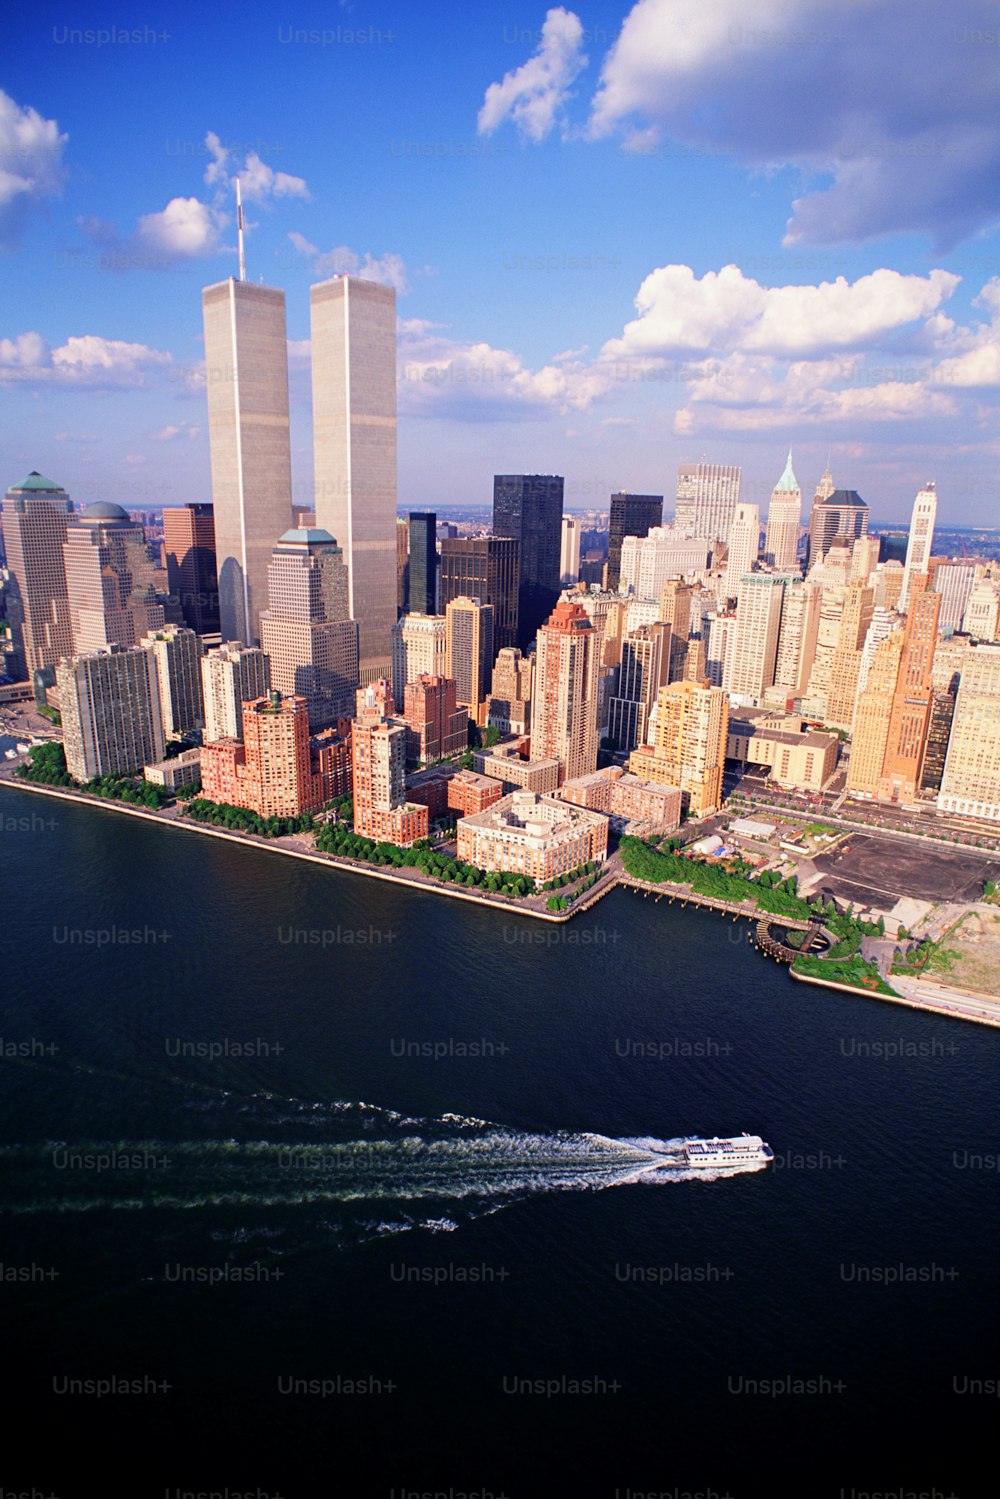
[0,1094,767,1254]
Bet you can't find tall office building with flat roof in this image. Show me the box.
[259,527,359,730]
[674,463,740,541]
[607,492,663,592]
[202,278,293,646]
[439,536,519,653]
[492,474,563,651]
[163,503,219,635]
[311,275,398,684]
[900,483,937,613]
[407,511,437,615]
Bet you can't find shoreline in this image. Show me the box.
[0,774,601,925]
[6,774,999,1027]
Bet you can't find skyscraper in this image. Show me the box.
[629,679,729,817]
[58,645,165,781]
[725,503,760,594]
[201,641,271,743]
[492,474,563,651]
[311,275,398,683]
[808,488,869,569]
[674,463,740,541]
[607,492,663,591]
[141,625,204,740]
[727,573,788,703]
[485,647,534,737]
[764,452,801,572]
[560,514,581,587]
[407,511,437,615]
[438,536,519,653]
[163,503,219,636]
[938,644,1000,823]
[530,599,600,784]
[259,528,360,730]
[63,503,165,652]
[202,692,323,818]
[2,471,76,680]
[402,675,468,764]
[877,575,940,804]
[391,613,448,709]
[847,631,905,798]
[900,483,938,612]
[619,530,712,599]
[202,277,294,646]
[825,580,875,730]
[773,579,822,698]
[606,622,671,753]
[351,684,428,845]
[445,596,494,721]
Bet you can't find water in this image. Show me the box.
[1,785,996,1495]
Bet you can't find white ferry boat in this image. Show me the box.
[682,1133,773,1168]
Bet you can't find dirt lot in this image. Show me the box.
[811,833,1000,908]
[927,909,1000,997]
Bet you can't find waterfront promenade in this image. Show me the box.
[5,766,998,1027]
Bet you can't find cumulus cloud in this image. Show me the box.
[151,422,201,441]
[478,7,588,141]
[204,132,310,202]
[584,0,1000,247]
[0,90,68,251]
[0,331,172,387]
[398,321,609,421]
[80,196,225,269]
[600,263,959,362]
[287,232,410,292]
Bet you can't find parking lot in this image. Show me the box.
[811,833,1000,908]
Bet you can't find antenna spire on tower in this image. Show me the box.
[236,177,246,283]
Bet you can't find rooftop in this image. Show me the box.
[11,471,64,493]
[276,527,338,546]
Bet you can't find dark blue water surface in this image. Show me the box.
[1,786,996,1497]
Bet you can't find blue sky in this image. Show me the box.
[3,0,1000,522]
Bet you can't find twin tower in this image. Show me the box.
[201,273,397,682]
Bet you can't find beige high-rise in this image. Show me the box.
[900,483,937,613]
[727,573,787,703]
[202,278,293,647]
[310,276,397,683]
[445,596,494,720]
[2,472,76,679]
[773,579,821,697]
[847,631,904,798]
[825,580,874,730]
[629,679,729,818]
[201,642,271,743]
[391,613,447,708]
[764,452,801,572]
[259,528,359,729]
[938,644,1000,823]
[64,502,165,652]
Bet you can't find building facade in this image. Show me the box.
[201,278,293,645]
[58,645,165,781]
[311,275,397,682]
[259,527,359,730]
[201,642,271,743]
[607,492,663,592]
[445,595,494,720]
[401,674,468,764]
[530,599,600,784]
[2,472,76,679]
[438,536,519,654]
[628,679,728,817]
[141,625,204,740]
[64,503,165,653]
[456,790,607,880]
[492,474,563,651]
[764,452,801,571]
[938,644,1000,822]
[163,503,219,635]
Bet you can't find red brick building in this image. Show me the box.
[402,674,468,764]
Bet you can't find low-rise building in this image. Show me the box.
[406,766,455,819]
[456,790,608,881]
[448,770,503,818]
[726,709,839,791]
[559,764,681,832]
[473,743,561,794]
[311,722,352,801]
[144,747,202,790]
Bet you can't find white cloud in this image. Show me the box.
[398,321,608,421]
[203,132,310,202]
[80,196,225,269]
[0,90,68,251]
[478,7,588,142]
[287,232,410,292]
[0,331,173,387]
[600,263,959,362]
[151,423,201,441]
[585,0,1000,247]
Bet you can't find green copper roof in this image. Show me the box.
[775,451,798,492]
[14,471,64,492]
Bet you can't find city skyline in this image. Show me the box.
[2,3,999,524]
